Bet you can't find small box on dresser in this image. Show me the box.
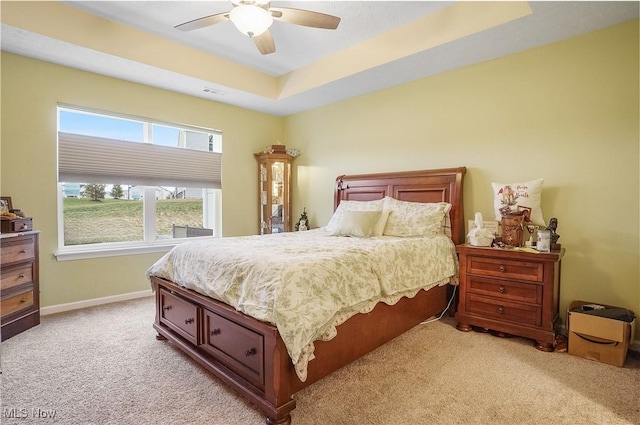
[1,230,40,341]
[1,217,33,233]
[454,244,565,351]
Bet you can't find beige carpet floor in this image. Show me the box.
[1,296,638,425]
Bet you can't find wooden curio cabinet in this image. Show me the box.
[254,151,293,234]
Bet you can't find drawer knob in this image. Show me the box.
[18,273,25,279]
[185,318,194,325]
[211,328,221,336]
[498,264,506,272]
[497,306,504,314]
[162,305,172,311]
[20,298,27,303]
[498,286,505,294]
[245,347,257,356]
[19,250,26,254]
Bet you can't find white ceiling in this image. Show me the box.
[1,1,639,116]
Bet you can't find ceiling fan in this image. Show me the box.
[174,0,341,55]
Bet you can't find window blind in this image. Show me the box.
[58,132,221,188]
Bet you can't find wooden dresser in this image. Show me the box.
[1,231,40,341]
[454,244,564,351]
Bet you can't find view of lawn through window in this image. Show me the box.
[62,195,205,246]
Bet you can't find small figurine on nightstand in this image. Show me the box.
[295,208,309,231]
[547,217,561,251]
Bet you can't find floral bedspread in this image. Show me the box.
[146,228,458,381]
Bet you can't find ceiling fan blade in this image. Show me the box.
[270,7,340,30]
[253,30,276,55]
[175,12,229,32]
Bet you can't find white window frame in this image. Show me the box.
[55,106,222,261]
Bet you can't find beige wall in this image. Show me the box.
[284,20,640,323]
[0,53,283,306]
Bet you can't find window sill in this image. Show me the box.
[55,241,183,261]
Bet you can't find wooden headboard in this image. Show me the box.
[334,167,467,245]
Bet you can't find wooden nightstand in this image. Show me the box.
[454,244,564,351]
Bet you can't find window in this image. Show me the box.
[56,106,222,260]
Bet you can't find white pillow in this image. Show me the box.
[327,210,381,238]
[491,178,544,225]
[325,199,384,233]
[382,197,451,237]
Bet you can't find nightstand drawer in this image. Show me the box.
[467,294,541,327]
[467,276,541,304]
[467,256,543,283]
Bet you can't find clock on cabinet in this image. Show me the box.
[254,149,294,235]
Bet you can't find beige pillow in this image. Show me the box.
[383,197,451,237]
[372,210,391,237]
[328,210,381,238]
[325,199,384,233]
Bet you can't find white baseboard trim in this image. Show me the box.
[41,289,153,316]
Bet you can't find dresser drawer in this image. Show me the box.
[159,289,200,345]
[467,276,541,305]
[1,288,34,317]
[1,239,35,265]
[467,256,543,283]
[466,294,541,327]
[203,310,264,388]
[1,263,33,291]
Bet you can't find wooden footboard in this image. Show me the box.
[152,276,449,424]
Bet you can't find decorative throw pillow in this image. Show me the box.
[327,210,382,238]
[491,178,544,225]
[382,197,451,237]
[325,199,384,233]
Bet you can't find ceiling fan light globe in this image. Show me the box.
[230,0,269,5]
[229,5,273,37]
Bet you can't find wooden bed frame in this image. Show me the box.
[151,167,466,424]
